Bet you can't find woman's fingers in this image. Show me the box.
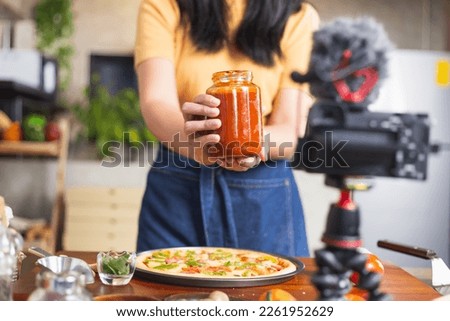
[181,94,220,121]
[186,132,220,153]
[181,102,220,120]
[193,94,221,107]
[194,133,220,146]
[184,118,221,136]
[238,156,261,168]
[217,156,261,172]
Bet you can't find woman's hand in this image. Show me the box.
[182,94,222,166]
[216,155,263,172]
[182,93,267,171]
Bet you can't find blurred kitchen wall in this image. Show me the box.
[310,0,450,51]
[4,0,448,102]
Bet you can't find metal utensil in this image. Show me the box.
[377,240,450,295]
[29,246,96,284]
[12,251,26,282]
[36,256,96,284]
[28,246,57,258]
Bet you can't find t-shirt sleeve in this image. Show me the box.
[279,3,320,92]
[134,0,179,69]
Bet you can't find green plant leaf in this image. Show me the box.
[102,255,130,275]
[70,85,157,157]
[35,0,74,91]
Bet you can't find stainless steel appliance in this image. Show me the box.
[0,49,58,121]
[359,49,450,268]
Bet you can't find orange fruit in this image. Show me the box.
[259,289,297,301]
[345,293,366,301]
[2,122,22,141]
[346,287,368,301]
[350,253,384,285]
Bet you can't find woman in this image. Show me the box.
[135,0,319,256]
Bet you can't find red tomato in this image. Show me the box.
[45,122,61,141]
[350,253,384,285]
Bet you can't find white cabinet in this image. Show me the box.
[63,187,144,252]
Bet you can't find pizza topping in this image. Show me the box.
[181,266,202,274]
[256,255,278,264]
[151,250,171,259]
[203,266,231,276]
[153,263,179,270]
[209,249,233,260]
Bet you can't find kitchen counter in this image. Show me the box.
[13,251,442,301]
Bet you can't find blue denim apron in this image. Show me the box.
[137,144,309,257]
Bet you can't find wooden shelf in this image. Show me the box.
[0,117,70,252]
[0,140,60,157]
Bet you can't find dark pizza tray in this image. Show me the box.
[134,247,305,288]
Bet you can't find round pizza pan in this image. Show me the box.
[134,247,305,288]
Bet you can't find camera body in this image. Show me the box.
[292,101,430,180]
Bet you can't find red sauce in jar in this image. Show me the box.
[206,70,262,158]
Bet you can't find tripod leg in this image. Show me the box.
[347,252,391,301]
[312,248,352,300]
[312,185,391,301]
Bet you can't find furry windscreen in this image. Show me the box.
[306,17,393,105]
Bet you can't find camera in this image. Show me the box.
[291,101,431,180]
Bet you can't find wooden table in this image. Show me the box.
[13,251,442,301]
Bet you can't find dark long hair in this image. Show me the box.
[175,0,304,66]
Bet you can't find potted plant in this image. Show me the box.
[34,0,74,91]
[71,83,157,159]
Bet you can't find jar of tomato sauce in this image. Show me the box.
[206,70,263,158]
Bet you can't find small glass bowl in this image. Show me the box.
[97,250,136,286]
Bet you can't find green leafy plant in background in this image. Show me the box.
[34,0,74,91]
[34,0,156,158]
[71,83,157,158]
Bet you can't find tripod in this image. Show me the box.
[311,175,391,301]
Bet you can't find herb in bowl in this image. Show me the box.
[101,252,131,275]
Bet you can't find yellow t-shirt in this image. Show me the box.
[135,0,319,117]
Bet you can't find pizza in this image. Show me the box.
[136,247,297,278]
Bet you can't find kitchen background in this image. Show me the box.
[0,0,449,271]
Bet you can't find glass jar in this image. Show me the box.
[206,70,263,158]
[0,225,23,301]
[28,270,92,301]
